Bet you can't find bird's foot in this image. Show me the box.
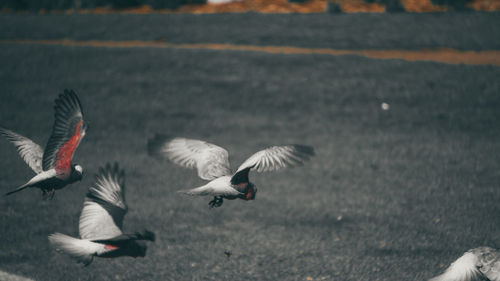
[42,189,55,200]
[208,197,223,208]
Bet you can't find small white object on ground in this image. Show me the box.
[381,102,390,110]
[0,270,34,281]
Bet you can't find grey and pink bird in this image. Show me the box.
[0,90,87,198]
[48,163,155,266]
[429,247,500,281]
[148,136,314,208]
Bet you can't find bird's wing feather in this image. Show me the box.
[232,144,314,185]
[0,127,43,173]
[148,135,231,181]
[42,90,86,179]
[428,250,483,281]
[79,163,127,240]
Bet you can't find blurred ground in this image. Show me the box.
[0,12,499,281]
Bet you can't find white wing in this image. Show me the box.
[148,135,231,181]
[0,127,43,173]
[48,233,107,266]
[429,247,500,281]
[79,163,127,240]
[234,144,314,174]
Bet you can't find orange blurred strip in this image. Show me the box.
[338,0,386,12]
[37,0,328,14]
[467,0,500,11]
[1,39,500,66]
[399,0,447,12]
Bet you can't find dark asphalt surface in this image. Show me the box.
[0,13,500,50]
[0,12,499,281]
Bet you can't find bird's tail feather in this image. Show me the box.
[5,183,30,196]
[177,189,197,196]
[48,233,103,266]
[5,169,56,196]
[429,252,481,281]
[177,186,208,196]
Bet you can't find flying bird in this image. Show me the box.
[429,247,500,281]
[0,90,87,199]
[148,136,314,208]
[48,163,155,266]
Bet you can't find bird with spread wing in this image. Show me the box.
[429,247,500,281]
[148,135,314,208]
[48,163,155,266]
[0,90,87,199]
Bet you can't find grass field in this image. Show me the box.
[0,13,500,281]
[1,13,500,50]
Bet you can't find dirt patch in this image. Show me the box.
[1,39,499,66]
[399,0,447,12]
[179,0,328,13]
[468,0,500,11]
[39,0,328,14]
[337,0,386,12]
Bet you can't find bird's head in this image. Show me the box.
[81,121,88,137]
[72,164,84,181]
[245,182,257,200]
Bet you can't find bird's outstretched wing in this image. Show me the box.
[79,163,127,241]
[42,90,86,179]
[0,127,43,173]
[429,247,500,281]
[231,144,314,185]
[148,135,231,181]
